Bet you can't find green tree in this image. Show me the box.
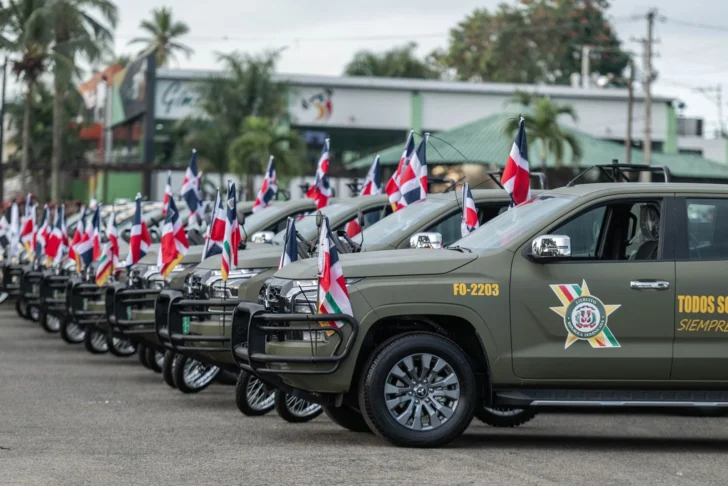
[433,0,629,85]
[504,96,583,168]
[128,7,192,67]
[5,0,51,193]
[48,0,118,201]
[228,116,304,196]
[344,42,440,79]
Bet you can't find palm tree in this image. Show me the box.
[228,116,304,196]
[128,7,192,67]
[5,0,51,193]
[47,0,118,201]
[505,96,583,169]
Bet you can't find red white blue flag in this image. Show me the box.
[34,205,50,262]
[278,218,298,269]
[221,182,241,281]
[46,204,68,266]
[385,131,415,211]
[398,133,428,208]
[317,216,353,329]
[361,155,382,196]
[202,190,226,261]
[502,117,531,206]
[68,205,85,266]
[162,170,172,215]
[20,194,35,255]
[126,193,151,266]
[95,211,119,286]
[253,156,277,213]
[460,183,479,237]
[181,149,204,226]
[306,139,331,209]
[160,197,189,277]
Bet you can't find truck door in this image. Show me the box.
[510,196,676,381]
[672,196,728,380]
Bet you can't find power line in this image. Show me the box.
[662,16,728,33]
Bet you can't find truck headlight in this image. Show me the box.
[209,269,267,298]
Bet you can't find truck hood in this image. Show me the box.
[275,249,476,279]
[196,246,281,270]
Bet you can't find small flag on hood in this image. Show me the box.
[181,149,204,226]
[385,131,415,211]
[252,156,277,213]
[0,210,10,249]
[68,206,85,267]
[316,216,353,330]
[306,139,332,209]
[221,182,241,281]
[20,194,35,255]
[201,190,225,261]
[361,155,382,196]
[126,193,151,266]
[503,117,531,206]
[160,197,189,277]
[162,170,172,215]
[46,205,67,266]
[35,205,50,262]
[460,183,480,237]
[278,218,298,269]
[74,206,100,270]
[398,133,428,208]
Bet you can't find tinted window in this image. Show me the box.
[554,207,606,257]
[686,198,728,260]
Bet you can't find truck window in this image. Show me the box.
[685,198,728,260]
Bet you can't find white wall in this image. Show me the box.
[678,136,726,163]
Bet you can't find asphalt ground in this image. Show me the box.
[2,308,728,485]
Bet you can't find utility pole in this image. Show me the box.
[694,85,724,137]
[643,9,657,169]
[581,45,591,89]
[0,57,7,203]
[625,57,635,164]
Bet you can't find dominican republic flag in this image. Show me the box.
[35,205,50,262]
[160,197,189,277]
[201,190,225,261]
[94,242,115,286]
[345,217,362,238]
[0,211,10,249]
[221,182,241,281]
[162,170,172,215]
[399,134,428,208]
[105,209,120,268]
[181,149,204,226]
[126,193,151,266]
[460,183,480,237]
[74,206,100,270]
[68,206,85,266]
[8,202,20,258]
[361,155,382,196]
[306,139,331,209]
[20,194,35,255]
[278,218,298,269]
[46,205,67,266]
[252,156,277,213]
[385,131,415,210]
[316,216,353,329]
[502,117,531,206]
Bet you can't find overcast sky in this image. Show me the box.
[15,0,728,137]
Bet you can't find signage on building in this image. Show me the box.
[155,79,203,120]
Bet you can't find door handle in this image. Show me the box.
[630,280,670,290]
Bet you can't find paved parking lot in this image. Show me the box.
[2,308,728,485]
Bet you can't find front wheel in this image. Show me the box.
[138,343,149,368]
[15,297,28,319]
[60,318,85,344]
[39,308,61,333]
[83,328,109,354]
[28,305,40,322]
[359,332,477,448]
[323,405,371,433]
[106,334,137,357]
[235,371,275,416]
[475,407,537,428]
[172,354,220,394]
[275,392,323,423]
[162,350,177,388]
[145,346,164,373]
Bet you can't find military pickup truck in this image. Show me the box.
[231,166,728,447]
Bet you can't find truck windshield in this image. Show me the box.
[241,205,283,235]
[454,195,576,251]
[362,199,448,245]
[271,203,354,245]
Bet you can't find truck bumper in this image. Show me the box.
[40,273,70,319]
[106,284,161,342]
[67,280,107,331]
[1,263,23,299]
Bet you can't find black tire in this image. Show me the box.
[359,332,477,448]
[275,392,323,423]
[106,333,137,357]
[216,369,238,386]
[162,351,177,388]
[138,343,149,368]
[39,308,61,333]
[60,318,85,344]
[28,305,40,322]
[172,354,220,394]
[15,297,28,319]
[475,407,537,428]
[83,328,109,354]
[235,371,275,416]
[323,406,372,433]
[146,346,163,373]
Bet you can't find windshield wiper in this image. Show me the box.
[446,246,472,253]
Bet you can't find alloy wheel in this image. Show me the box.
[246,375,276,412]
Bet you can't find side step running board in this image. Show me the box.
[494,389,728,408]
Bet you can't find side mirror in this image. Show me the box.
[315,211,324,228]
[409,232,443,249]
[531,235,571,259]
[251,231,275,244]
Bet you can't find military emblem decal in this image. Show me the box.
[550,280,621,349]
